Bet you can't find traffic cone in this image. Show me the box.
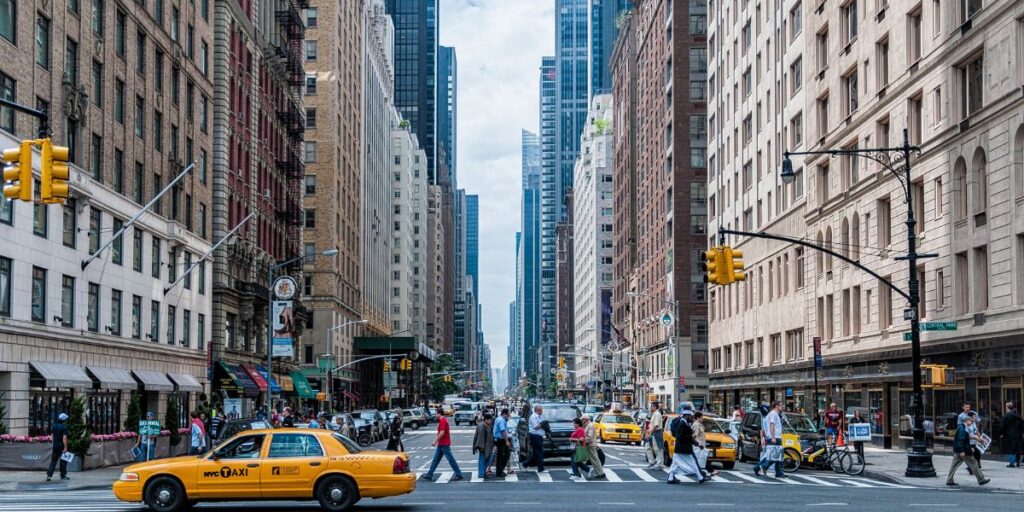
[837,430,845,447]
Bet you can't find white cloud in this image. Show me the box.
[440,0,554,370]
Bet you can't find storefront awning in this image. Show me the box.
[167,373,203,392]
[343,390,358,401]
[30,362,92,389]
[86,366,138,391]
[289,371,316,399]
[256,366,282,394]
[230,365,260,398]
[132,370,175,392]
[214,361,243,393]
[241,365,268,392]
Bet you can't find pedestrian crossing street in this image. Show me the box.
[413,467,918,489]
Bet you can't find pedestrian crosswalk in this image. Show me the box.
[414,468,918,489]
[0,490,139,511]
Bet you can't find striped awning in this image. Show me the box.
[167,373,203,392]
[86,366,138,391]
[131,370,175,392]
[30,362,92,389]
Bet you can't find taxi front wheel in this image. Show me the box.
[144,476,187,512]
[316,475,358,512]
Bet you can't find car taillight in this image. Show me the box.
[393,457,408,474]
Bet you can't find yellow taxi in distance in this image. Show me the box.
[113,428,415,512]
[593,412,642,445]
[661,414,738,469]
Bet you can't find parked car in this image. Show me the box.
[425,407,439,422]
[403,408,428,430]
[217,418,272,443]
[353,409,386,441]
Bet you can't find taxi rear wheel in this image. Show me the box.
[316,475,358,512]
[144,476,187,512]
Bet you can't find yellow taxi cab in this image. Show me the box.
[593,412,643,445]
[113,428,415,512]
[661,413,737,469]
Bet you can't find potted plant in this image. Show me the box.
[66,396,91,472]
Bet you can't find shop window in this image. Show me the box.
[87,391,121,435]
[28,389,72,436]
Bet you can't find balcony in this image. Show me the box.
[276,104,305,138]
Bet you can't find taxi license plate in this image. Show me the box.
[618,433,628,439]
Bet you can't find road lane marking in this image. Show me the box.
[807,503,848,507]
[504,472,519,482]
[840,479,874,487]
[603,468,624,482]
[402,503,446,506]
[599,503,635,506]
[435,471,454,483]
[723,470,778,484]
[537,470,553,482]
[789,474,839,486]
[471,471,485,483]
[505,502,542,505]
[630,467,659,482]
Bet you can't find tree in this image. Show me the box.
[124,392,141,433]
[165,395,182,447]
[429,354,460,401]
[66,396,92,459]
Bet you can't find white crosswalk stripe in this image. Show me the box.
[603,468,624,482]
[631,467,660,482]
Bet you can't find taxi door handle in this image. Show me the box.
[247,463,259,468]
[309,462,322,467]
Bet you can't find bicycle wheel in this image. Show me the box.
[845,450,865,476]
[782,448,802,473]
[832,450,853,474]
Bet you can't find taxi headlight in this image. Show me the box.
[723,443,736,449]
[119,472,139,482]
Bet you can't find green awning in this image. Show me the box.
[353,336,417,351]
[290,371,316,399]
[215,361,242,393]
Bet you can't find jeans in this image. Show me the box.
[1008,454,1019,465]
[527,434,545,471]
[425,445,463,478]
[46,450,67,479]
[477,449,494,476]
[135,441,157,462]
[570,456,590,477]
[495,441,510,475]
[756,439,785,477]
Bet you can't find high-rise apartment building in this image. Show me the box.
[589,0,633,96]
[466,194,479,298]
[556,192,575,388]
[707,1,1024,452]
[519,128,543,381]
[573,95,615,397]
[302,0,366,406]
[538,55,559,385]
[611,0,709,411]
[0,0,211,434]
[438,46,457,187]
[385,0,438,183]
[390,122,428,341]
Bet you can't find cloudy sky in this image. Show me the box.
[439,0,555,370]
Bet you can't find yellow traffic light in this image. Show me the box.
[41,138,70,204]
[2,141,33,202]
[399,358,411,371]
[702,247,727,285]
[383,361,391,372]
[724,246,746,284]
[558,357,565,369]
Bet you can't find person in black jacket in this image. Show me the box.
[665,409,706,483]
[1000,402,1024,467]
[946,416,990,486]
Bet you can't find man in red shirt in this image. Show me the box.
[825,403,843,444]
[423,415,464,481]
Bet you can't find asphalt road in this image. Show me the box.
[1,425,1020,511]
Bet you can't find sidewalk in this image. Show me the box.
[0,465,125,492]
[862,446,1024,492]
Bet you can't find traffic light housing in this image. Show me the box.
[2,141,33,202]
[383,360,391,372]
[558,357,565,369]
[399,358,411,371]
[701,246,728,285]
[724,246,746,283]
[41,138,70,204]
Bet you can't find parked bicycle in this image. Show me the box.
[782,437,865,475]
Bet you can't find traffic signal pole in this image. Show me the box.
[0,98,50,138]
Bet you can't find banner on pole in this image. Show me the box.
[813,336,823,369]
[272,301,295,358]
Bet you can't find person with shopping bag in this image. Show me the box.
[753,401,787,478]
[569,418,591,481]
[692,412,719,478]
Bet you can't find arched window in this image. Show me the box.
[851,214,861,261]
[825,227,834,272]
[954,157,968,220]
[816,231,824,275]
[840,218,851,258]
[1014,125,1024,199]
[972,147,987,216]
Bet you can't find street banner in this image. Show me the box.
[813,336,823,369]
[272,300,294,358]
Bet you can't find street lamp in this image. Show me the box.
[779,128,935,478]
[324,319,368,412]
[266,248,339,413]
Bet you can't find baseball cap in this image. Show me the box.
[681,409,694,417]
[58,413,68,421]
[146,411,156,418]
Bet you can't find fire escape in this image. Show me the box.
[274,1,307,264]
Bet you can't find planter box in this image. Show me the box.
[0,436,192,472]
[0,443,53,471]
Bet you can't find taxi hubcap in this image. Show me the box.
[156,487,172,504]
[329,486,345,502]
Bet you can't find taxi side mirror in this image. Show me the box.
[211,450,221,461]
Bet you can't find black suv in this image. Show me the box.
[737,410,822,462]
[516,402,581,460]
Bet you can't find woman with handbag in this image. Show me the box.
[569,418,591,481]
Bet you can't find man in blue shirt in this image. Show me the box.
[493,408,512,477]
[46,413,70,481]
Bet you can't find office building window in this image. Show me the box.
[150,301,160,342]
[111,218,123,265]
[87,282,99,331]
[0,257,10,317]
[131,295,142,339]
[31,267,46,323]
[36,15,50,69]
[110,289,122,336]
[60,275,74,327]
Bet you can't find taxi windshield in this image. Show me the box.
[601,415,635,425]
[584,405,603,413]
[701,418,725,433]
[331,433,363,454]
[784,414,818,433]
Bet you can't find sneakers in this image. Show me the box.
[45,477,51,482]
[946,481,958,486]
[666,478,680,484]
[422,474,435,481]
[647,462,659,468]
[60,476,70,481]
[753,467,762,476]
[979,478,991,486]
[451,474,464,482]
[592,473,607,480]
[569,475,584,482]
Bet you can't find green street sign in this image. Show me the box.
[920,321,957,331]
[903,333,912,342]
[139,420,161,436]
